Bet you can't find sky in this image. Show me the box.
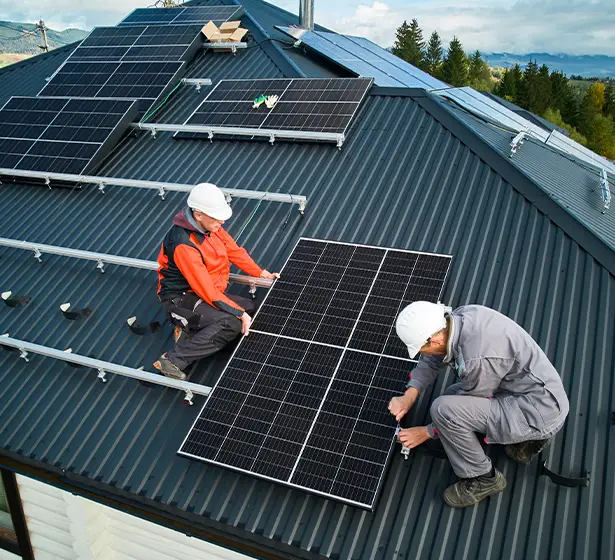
[1,0,614,55]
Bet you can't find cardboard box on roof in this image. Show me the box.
[219,20,241,31]
[201,20,247,43]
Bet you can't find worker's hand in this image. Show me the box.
[260,269,280,280]
[240,312,252,336]
[397,426,431,449]
[388,388,419,421]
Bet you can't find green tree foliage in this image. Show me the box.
[468,50,492,91]
[425,31,443,77]
[391,19,426,69]
[543,108,587,145]
[442,36,468,87]
[604,82,615,118]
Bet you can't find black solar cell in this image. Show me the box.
[179,239,451,509]
[70,24,203,63]
[119,6,242,26]
[38,61,185,117]
[0,96,137,175]
[176,78,373,140]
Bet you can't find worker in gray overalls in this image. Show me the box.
[388,302,569,508]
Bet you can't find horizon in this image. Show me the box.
[0,0,613,56]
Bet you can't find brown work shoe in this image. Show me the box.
[153,353,186,381]
[505,439,551,464]
[173,325,192,344]
[443,469,507,508]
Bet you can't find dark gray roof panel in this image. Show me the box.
[1,93,614,560]
[0,3,614,560]
[438,98,615,253]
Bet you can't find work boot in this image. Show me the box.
[173,325,193,344]
[505,439,551,464]
[153,353,186,381]
[443,469,507,508]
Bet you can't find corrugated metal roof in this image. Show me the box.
[0,3,614,560]
[438,98,615,253]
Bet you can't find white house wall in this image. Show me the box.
[15,474,252,560]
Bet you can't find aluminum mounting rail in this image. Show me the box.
[182,78,212,92]
[0,168,307,213]
[203,42,247,54]
[133,122,345,149]
[0,335,210,405]
[0,237,273,292]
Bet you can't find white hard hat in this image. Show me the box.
[187,183,232,221]
[396,301,448,358]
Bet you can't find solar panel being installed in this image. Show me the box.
[175,77,372,144]
[179,239,452,509]
[38,61,185,116]
[119,6,243,26]
[0,96,137,174]
[69,24,204,63]
[278,27,447,90]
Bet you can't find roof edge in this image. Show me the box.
[417,92,615,278]
[0,43,75,78]
[0,452,324,560]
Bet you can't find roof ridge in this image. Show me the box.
[418,90,615,277]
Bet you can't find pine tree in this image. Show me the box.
[517,59,539,111]
[442,37,469,87]
[604,82,615,118]
[391,19,425,69]
[468,50,491,91]
[425,31,443,77]
[495,68,518,101]
[534,64,552,115]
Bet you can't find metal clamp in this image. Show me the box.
[158,186,166,200]
[401,446,411,460]
[44,176,51,189]
[298,199,307,215]
[97,368,107,383]
[98,182,106,194]
[19,348,29,362]
[33,248,42,263]
[248,280,257,298]
[269,133,276,145]
[336,136,345,150]
[96,259,105,274]
[184,388,194,406]
[208,130,214,142]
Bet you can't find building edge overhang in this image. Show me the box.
[0,451,325,560]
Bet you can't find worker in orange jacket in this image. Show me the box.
[155,183,279,380]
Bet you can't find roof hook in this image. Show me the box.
[158,186,166,200]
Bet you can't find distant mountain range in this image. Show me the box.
[0,21,87,55]
[484,52,615,78]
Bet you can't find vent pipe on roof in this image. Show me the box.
[299,0,314,30]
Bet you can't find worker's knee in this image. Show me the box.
[223,317,242,337]
[430,395,458,425]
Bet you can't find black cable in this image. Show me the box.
[0,22,38,37]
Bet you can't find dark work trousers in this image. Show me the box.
[163,293,257,370]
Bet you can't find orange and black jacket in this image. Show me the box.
[157,209,262,317]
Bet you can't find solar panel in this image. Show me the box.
[0,96,137,175]
[38,61,185,116]
[278,27,447,90]
[179,239,451,509]
[118,6,243,26]
[175,78,372,143]
[69,24,204,63]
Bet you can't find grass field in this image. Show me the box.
[0,53,31,68]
